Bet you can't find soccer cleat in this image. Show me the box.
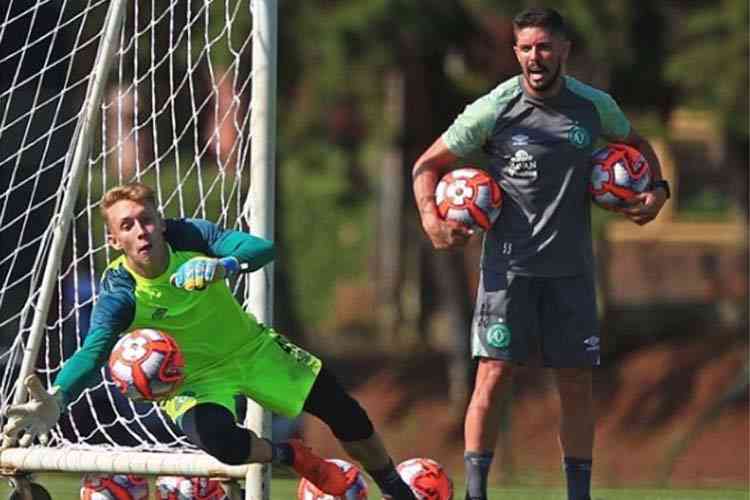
[379,478,419,500]
[287,439,358,496]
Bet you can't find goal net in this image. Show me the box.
[0,0,275,486]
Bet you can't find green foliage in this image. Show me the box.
[678,189,733,221]
[469,0,633,63]
[666,0,749,139]
[276,1,488,331]
[278,144,372,327]
[206,1,252,69]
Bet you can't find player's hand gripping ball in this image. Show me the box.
[154,476,229,500]
[435,167,502,230]
[297,459,368,500]
[397,458,453,500]
[589,143,652,210]
[108,329,185,402]
[80,474,149,500]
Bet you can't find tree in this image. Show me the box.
[665,0,749,213]
[276,0,498,406]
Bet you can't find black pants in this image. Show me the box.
[179,367,375,464]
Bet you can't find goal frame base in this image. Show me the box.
[0,448,253,478]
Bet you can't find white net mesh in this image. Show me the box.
[0,0,256,453]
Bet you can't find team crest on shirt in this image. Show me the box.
[486,322,511,349]
[568,125,591,148]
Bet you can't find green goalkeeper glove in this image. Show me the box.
[2,375,63,448]
[170,256,239,291]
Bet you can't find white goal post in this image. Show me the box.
[0,0,276,498]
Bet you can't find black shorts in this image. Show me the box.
[471,269,600,367]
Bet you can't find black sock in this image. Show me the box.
[464,451,493,500]
[563,456,592,500]
[368,461,416,500]
[270,441,293,466]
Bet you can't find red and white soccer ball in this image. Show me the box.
[80,474,148,500]
[397,458,453,500]
[435,167,502,231]
[297,459,368,500]
[589,143,652,210]
[154,476,229,500]
[108,328,185,402]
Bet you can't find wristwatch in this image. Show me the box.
[651,179,671,199]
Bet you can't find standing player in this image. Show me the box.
[3,182,416,500]
[412,7,669,500]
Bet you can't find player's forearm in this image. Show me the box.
[214,231,275,272]
[412,136,460,221]
[412,162,441,220]
[54,327,119,406]
[626,130,665,181]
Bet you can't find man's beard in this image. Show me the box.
[527,61,562,93]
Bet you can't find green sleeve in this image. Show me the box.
[54,326,119,405]
[566,77,631,140]
[443,77,522,158]
[596,92,630,140]
[53,266,135,406]
[212,230,275,273]
[166,218,275,273]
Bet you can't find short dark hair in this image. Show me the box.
[512,7,569,42]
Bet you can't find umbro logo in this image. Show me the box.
[584,336,600,351]
[511,134,530,146]
[152,307,168,320]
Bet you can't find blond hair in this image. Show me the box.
[100,182,158,226]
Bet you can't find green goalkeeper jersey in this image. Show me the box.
[54,218,278,405]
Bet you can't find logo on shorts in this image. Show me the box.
[584,336,600,352]
[487,322,511,349]
[159,393,196,416]
[477,303,492,328]
[569,125,591,148]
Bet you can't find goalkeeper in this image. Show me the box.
[3,182,416,500]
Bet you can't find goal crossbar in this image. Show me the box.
[0,448,249,478]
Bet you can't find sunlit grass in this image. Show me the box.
[1,473,746,499]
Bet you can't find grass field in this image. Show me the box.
[0,473,747,499]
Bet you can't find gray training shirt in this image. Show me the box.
[443,75,631,277]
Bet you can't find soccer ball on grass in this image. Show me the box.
[397,458,453,500]
[589,143,651,210]
[108,328,184,402]
[297,459,368,500]
[80,474,148,500]
[435,167,502,230]
[154,476,229,499]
